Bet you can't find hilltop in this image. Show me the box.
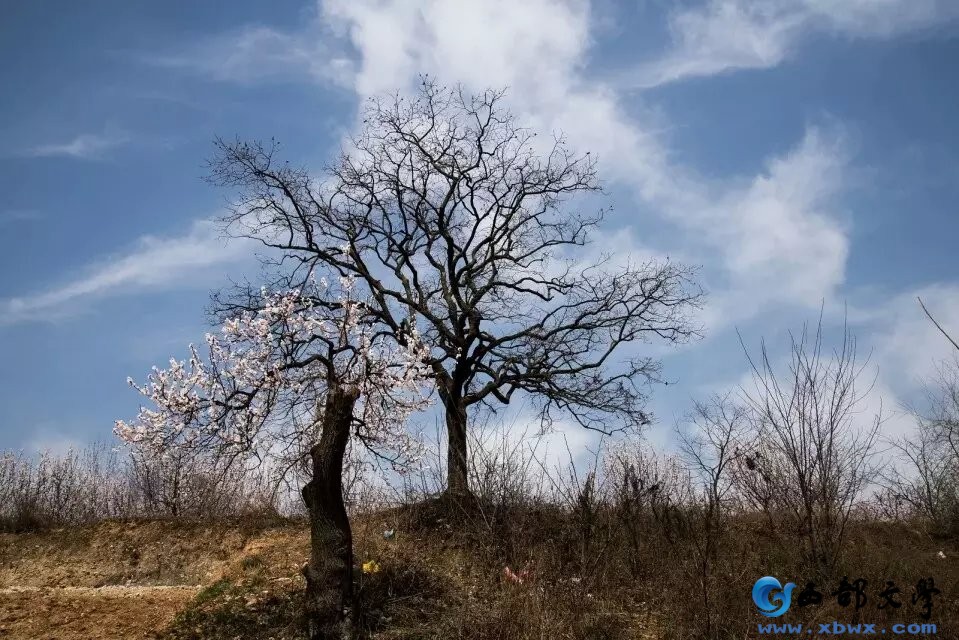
[2,506,958,639]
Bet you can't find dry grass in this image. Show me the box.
[0,446,286,533]
[1,504,958,639]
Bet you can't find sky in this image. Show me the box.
[1,0,959,458]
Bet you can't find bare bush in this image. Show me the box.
[603,439,694,568]
[679,394,751,547]
[0,445,125,531]
[127,448,280,519]
[0,443,284,531]
[740,319,882,573]
[677,394,751,638]
[883,359,959,533]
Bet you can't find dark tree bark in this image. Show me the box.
[301,385,360,640]
[439,387,470,497]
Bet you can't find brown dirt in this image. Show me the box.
[0,520,270,588]
[0,585,201,640]
[0,519,307,640]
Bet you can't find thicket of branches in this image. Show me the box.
[881,358,959,532]
[0,444,281,532]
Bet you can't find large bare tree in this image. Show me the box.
[209,80,701,497]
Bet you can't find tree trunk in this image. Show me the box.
[441,390,471,498]
[301,386,359,640]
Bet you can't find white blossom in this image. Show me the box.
[116,280,433,473]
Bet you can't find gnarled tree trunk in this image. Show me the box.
[301,386,359,640]
[440,387,470,498]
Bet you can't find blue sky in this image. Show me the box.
[2,0,959,455]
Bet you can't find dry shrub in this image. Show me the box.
[0,443,284,531]
[0,445,124,531]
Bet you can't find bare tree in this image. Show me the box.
[883,359,959,533]
[918,359,959,461]
[678,393,750,638]
[679,394,750,547]
[208,79,701,497]
[883,428,959,532]
[604,440,694,560]
[117,281,431,639]
[739,319,881,573]
[126,446,276,518]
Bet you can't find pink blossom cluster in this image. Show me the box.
[116,278,433,469]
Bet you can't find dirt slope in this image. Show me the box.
[0,519,305,640]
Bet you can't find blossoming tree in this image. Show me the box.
[116,278,431,638]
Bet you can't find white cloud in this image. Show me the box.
[628,0,959,88]
[868,283,959,391]
[806,0,959,36]
[0,220,251,324]
[148,24,354,87]
[143,0,950,340]
[323,0,589,98]
[697,126,850,324]
[137,1,852,336]
[24,426,85,457]
[27,128,131,160]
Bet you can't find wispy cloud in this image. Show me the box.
[146,24,353,87]
[695,125,851,324]
[625,0,959,88]
[0,220,251,324]
[26,127,131,160]
[0,209,43,225]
